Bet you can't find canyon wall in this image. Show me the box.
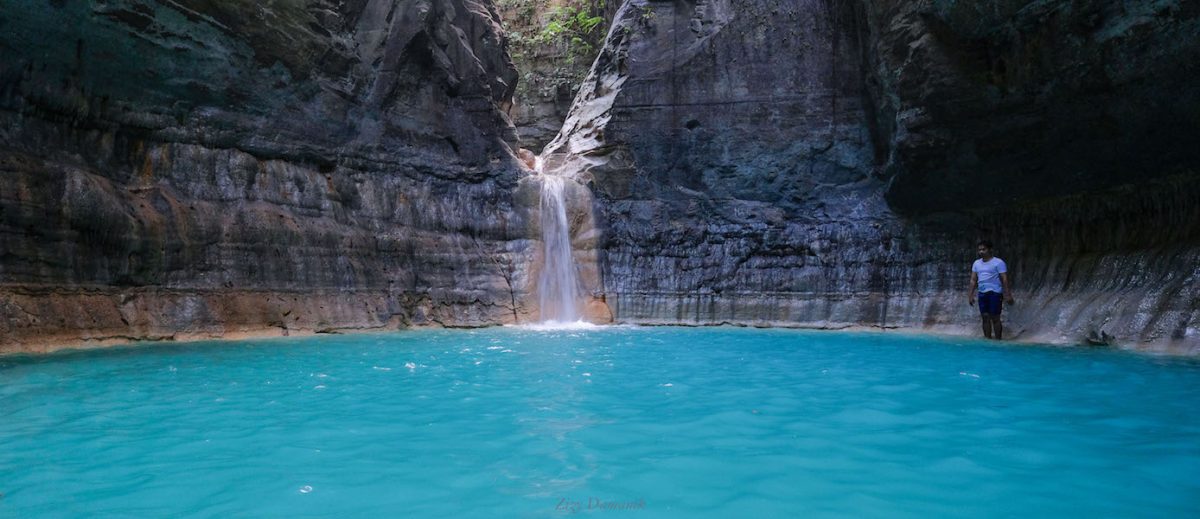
[547,0,1199,353]
[2,0,1197,354]
[0,0,537,351]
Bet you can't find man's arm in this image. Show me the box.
[1001,272,1014,304]
[969,271,978,305]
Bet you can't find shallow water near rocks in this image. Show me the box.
[1,328,1198,517]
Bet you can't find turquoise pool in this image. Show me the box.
[1,327,1198,517]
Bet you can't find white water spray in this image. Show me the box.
[535,158,583,323]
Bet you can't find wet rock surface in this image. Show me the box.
[546,0,1199,352]
[0,0,536,350]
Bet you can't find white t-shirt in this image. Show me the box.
[972,257,1007,293]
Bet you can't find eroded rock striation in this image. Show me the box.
[0,0,537,351]
[543,0,1200,353]
[2,0,1198,354]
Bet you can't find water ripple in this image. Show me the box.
[1,328,1198,517]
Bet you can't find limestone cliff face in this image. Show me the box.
[546,0,1200,353]
[3,0,1197,354]
[0,0,536,351]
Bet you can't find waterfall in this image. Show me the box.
[535,159,582,323]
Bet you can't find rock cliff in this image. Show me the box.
[2,0,1197,354]
[0,0,536,351]
[543,0,1199,353]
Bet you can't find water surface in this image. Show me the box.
[2,328,1198,517]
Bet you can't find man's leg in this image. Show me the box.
[979,292,995,338]
[991,293,1005,340]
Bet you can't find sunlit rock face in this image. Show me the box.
[550,0,1199,352]
[549,0,902,331]
[0,0,536,350]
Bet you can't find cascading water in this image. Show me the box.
[534,158,582,323]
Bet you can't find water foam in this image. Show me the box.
[511,320,601,331]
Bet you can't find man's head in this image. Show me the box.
[977,240,994,259]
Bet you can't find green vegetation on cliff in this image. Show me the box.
[497,0,611,147]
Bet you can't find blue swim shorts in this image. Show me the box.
[978,291,1003,316]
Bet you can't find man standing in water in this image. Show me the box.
[969,240,1014,339]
